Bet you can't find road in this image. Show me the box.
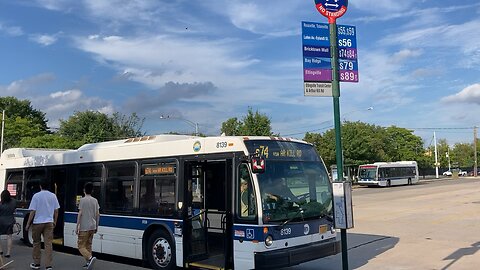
[290,177,480,270]
[3,178,479,269]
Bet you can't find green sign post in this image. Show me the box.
[313,1,351,269]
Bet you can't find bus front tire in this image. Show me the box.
[22,218,33,247]
[147,230,175,270]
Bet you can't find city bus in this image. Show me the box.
[0,135,339,269]
[357,161,419,187]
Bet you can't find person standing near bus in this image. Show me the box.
[76,182,99,270]
[0,190,16,258]
[25,179,60,270]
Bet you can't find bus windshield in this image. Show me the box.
[244,140,332,224]
[359,166,377,179]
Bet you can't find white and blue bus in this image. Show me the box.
[0,135,339,269]
[357,161,419,187]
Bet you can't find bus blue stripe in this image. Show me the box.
[64,212,180,231]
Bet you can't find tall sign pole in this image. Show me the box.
[314,1,350,269]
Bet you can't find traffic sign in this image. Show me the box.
[314,0,348,23]
[302,21,358,83]
[304,82,333,97]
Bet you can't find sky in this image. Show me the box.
[1,0,480,146]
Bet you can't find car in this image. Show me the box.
[443,169,467,177]
[443,171,452,176]
[468,170,480,176]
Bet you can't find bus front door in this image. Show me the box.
[183,159,233,269]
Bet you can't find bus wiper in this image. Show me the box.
[319,211,334,222]
[279,207,304,227]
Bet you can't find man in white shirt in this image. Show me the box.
[76,182,100,270]
[25,179,60,270]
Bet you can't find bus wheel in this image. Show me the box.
[386,180,391,187]
[147,230,175,270]
[22,218,33,247]
[408,178,412,185]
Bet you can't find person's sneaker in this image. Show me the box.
[87,257,96,270]
[45,267,53,270]
[82,263,89,269]
[29,263,41,269]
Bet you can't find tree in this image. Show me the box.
[241,108,273,136]
[221,118,241,136]
[384,126,424,162]
[20,134,76,149]
[0,97,49,149]
[4,116,46,149]
[220,108,273,136]
[0,96,48,131]
[111,112,145,138]
[58,110,145,147]
[304,122,428,172]
[451,142,474,168]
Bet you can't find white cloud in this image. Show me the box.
[0,23,23,36]
[38,89,115,127]
[390,49,423,64]
[442,84,480,105]
[33,0,73,10]
[30,34,59,46]
[0,73,55,95]
[200,1,306,36]
[350,0,416,13]
[75,34,259,87]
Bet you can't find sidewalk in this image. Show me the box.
[0,235,146,270]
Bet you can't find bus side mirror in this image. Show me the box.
[251,157,266,174]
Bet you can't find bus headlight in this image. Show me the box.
[265,235,273,247]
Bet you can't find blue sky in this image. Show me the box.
[1,1,480,146]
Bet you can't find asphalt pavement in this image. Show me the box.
[0,235,146,270]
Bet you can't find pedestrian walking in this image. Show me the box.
[25,179,60,270]
[76,182,99,270]
[0,190,16,258]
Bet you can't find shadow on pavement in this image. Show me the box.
[441,241,480,270]
[286,232,399,270]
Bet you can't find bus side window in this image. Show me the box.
[238,164,256,219]
[105,162,136,213]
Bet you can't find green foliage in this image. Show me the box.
[4,117,46,149]
[58,111,145,147]
[241,108,273,136]
[221,117,241,136]
[304,121,427,170]
[384,126,424,161]
[220,108,273,136]
[0,97,50,149]
[20,134,80,149]
[0,96,48,131]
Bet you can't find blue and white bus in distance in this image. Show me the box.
[0,135,340,269]
[358,161,419,187]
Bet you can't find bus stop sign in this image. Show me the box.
[314,0,348,23]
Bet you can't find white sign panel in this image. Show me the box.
[332,182,354,229]
[304,82,332,97]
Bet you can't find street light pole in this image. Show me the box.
[1,110,5,155]
[160,115,199,136]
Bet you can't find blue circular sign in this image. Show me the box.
[314,0,348,22]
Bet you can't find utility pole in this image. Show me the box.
[474,126,478,177]
[1,110,5,155]
[434,131,439,179]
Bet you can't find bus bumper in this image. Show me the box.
[254,238,340,269]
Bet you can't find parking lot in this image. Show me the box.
[2,177,479,270]
[291,177,480,269]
